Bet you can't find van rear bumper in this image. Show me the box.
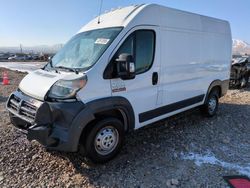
[6,90,87,152]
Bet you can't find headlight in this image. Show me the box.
[48,76,87,100]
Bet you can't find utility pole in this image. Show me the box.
[20,44,23,54]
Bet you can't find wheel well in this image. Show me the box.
[79,108,128,150]
[94,109,127,131]
[210,85,222,97]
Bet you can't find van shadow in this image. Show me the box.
[53,95,250,186]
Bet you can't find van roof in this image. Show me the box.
[78,4,145,32]
[78,4,230,35]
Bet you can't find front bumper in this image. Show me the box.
[6,90,85,152]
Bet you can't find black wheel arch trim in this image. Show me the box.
[68,96,135,152]
[205,79,229,102]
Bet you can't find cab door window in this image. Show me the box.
[135,30,155,74]
[114,30,155,74]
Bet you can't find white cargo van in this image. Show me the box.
[6,4,232,163]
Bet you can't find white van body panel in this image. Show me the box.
[6,4,232,154]
[109,26,161,127]
[16,3,231,130]
[19,69,84,100]
[76,4,231,129]
[159,27,231,106]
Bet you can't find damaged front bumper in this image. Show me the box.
[6,90,86,152]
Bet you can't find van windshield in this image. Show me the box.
[49,27,122,71]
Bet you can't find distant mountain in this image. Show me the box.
[0,44,63,54]
[1,39,250,55]
[232,39,250,55]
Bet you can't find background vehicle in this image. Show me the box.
[0,53,12,61]
[6,4,232,163]
[8,54,32,61]
[230,56,250,88]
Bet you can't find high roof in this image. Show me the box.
[78,4,145,32]
[78,4,230,35]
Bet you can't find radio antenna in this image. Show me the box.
[97,0,103,24]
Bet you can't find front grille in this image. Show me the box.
[8,94,37,123]
[20,101,36,120]
[9,97,20,111]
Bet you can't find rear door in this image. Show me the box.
[109,26,161,129]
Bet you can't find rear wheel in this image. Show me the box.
[201,89,219,117]
[83,118,124,163]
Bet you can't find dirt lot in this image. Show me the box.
[0,68,250,188]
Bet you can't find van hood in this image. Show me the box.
[19,69,84,100]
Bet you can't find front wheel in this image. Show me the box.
[200,90,219,117]
[83,118,124,163]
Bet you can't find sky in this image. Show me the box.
[0,0,249,47]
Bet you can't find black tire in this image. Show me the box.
[200,90,219,117]
[83,118,124,163]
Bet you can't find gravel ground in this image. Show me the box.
[0,68,250,188]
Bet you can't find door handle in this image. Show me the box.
[152,72,158,85]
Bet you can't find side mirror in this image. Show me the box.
[115,53,135,80]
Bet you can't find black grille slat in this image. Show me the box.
[20,106,36,115]
[22,102,36,113]
[9,103,18,111]
[19,111,35,121]
[10,99,19,107]
[14,97,21,102]
[9,97,20,112]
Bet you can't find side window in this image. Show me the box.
[113,30,155,74]
[135,31,155,74]
[115,34,134,56]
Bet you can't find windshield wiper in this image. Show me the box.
[43,60,54,71]
[55,66,79,74]
[49,60,53,68]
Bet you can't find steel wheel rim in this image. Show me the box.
[94,126,119,155]
[208,96,217,114]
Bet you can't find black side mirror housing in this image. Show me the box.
[116,53,135,80]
